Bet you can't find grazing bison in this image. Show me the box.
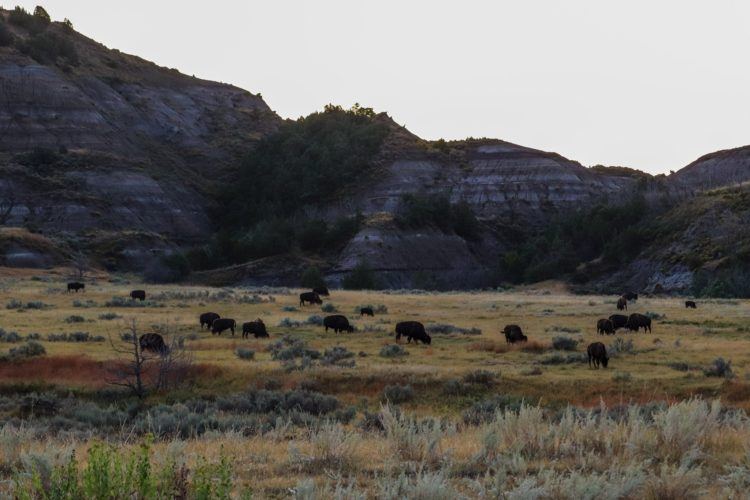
[242,319,269,338]
[139,333,168,355]
[130,290,146,301]
[626,313,652,333]
[622,292,638,301]
[313,286,330,297]
[299,292,322,307]
[685,300,697,309]
[395,321,432,345]
[502,324,527,344]
[324,315,354,333]
[67,282,85,293]
[597,318,615,335]
[211,318,236,336]
[616,297,628,311]
[360,307,374,317]
[199,312,220,330]
[587,342,609,368]
[609,314,628,330]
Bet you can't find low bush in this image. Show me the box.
[7,340,46,359]
[98,312,121,320]
[427,324,482,335]
[342,261,379,290]
[462,370,498,386]
[6,299,51,310]
[382,384,414,404]
[704,357,733,378]
[462,395,526,425]
[236,348,255,360]
[65,314,86,323]
[0,329,23,343]
[380,344,409,358]
[609,337,635,356]
[277,318,302,328]
[321,347,355,368]
[321,303,337,313]
[540,353,587,365]
[46,332,104,342]
[612,371,632,382]
[552,336,578,351]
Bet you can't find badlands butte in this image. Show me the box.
[1,6,750,296]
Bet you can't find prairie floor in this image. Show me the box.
[1,268,750,497]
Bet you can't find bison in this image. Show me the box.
[360,307,374,317]
[502,324,527,344]
[313,286,330,297]
[242,319,268,338]
[130,290,146,301]
[199,312,220,330]
[597,318,615,335]
[300,292,322,307]
[622,292,638,301]
[211,318,236,336]
[587,342,609,368]
[626,313,652,333]
[395,321,432,345]
[67,282,85,293]
[324,315,354,333]
[616,297,627,311]
[609,314,628,330]
[139,333,168,355]
[685,300,697,309]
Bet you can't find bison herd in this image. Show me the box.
[67,283,702,371]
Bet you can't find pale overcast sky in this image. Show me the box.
[12,1,750,173]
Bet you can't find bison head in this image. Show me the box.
[424,334,432,345]
[601,356,609,368]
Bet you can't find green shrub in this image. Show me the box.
[703,357,733,378]
[382,384,414,404]
[321,303,337,313]
[321,346,355,368]
[552,336,578,351]
[395,194,481,240]
[18,31,79,65]
[300,265,326,289]
[379,344,408,358]
[0,21,13,46]
[8,340,46,359]
[342,261,379,290]
[462,369,498,386]
[65,315,86,323]
[236,348,255,360]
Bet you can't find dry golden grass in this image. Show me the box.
[2,269,750,496]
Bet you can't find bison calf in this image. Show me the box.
[616,297,627,311]
[587,342,609,368]
[360,307,374,317]
[130,290,146,301]
[685,300,697,309]
[67,282,85,293]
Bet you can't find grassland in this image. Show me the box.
[1,268,750,497]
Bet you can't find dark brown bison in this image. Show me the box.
[616,297,627,311]
[395,321,431,345]
[626,313,652,333]
[324,315,354,333]
[139,333,168,355]
[67,282,85,293]
[622,292,638,301]
[211,318,236,336]
[685,300,697,309]
[587,342,609,368]
[609,314,628,330]
[200,312,220,330]
[130,290,146,301]
[360,307,374,317]
[502,324,527,344]
[597,318,615,335]
[242,319,268,338]
[299,292,322,307]
[313,286,330,297]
